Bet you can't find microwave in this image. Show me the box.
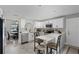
[46,24,52,28]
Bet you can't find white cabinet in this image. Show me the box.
[34,18,64,28]
[49,18,64,28]
[21,32,34,43]
[21,33,28,43]
[29,33,34,41]
[34,22,44,28]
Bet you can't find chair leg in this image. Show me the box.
[37,50,40,54]
[46,46,48,54]
[78,49,79,54]
[34,47,36,51]
[50,48,52,54]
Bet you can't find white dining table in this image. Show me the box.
[36,33,61,44]
[36,33,62,54]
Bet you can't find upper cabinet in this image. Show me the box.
[34,22,44,28]
[50,18,64,28]
[34,17,64,28]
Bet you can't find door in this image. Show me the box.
[66,17,79,47]
[0,18,3,54]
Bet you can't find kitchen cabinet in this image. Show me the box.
[21,32,28,43]
[29,33,34,42]
[34,22,44,28]
[21,32,34,43]
[48,18,64,28]
[34,18,64,28]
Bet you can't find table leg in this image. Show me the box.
[44,47,46,54]
[44,41,47,54]
[46,46,48,54]
[44,45,49,54]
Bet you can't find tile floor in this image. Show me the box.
[4,40,79,54]
[5,40,35,54]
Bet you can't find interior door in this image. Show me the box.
[0,18,3,54]
[66,17,79,47]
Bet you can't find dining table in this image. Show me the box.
[36,33,62,54]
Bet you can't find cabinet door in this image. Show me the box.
[48,18,64,28]
[21,33,28,43]
[29,33,34,41]
[66,17,79,47]
[53,18,64,28]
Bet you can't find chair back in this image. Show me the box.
[34,32,40,37]
[56,35,62,49]
[34,32,44,43]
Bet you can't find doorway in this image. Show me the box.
[4,19,19,53]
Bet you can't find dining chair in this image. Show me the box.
[46,35,61,54]
[7,31,10,40]
[34,32,44,52]
[35,42,46,54]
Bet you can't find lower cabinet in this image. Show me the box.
[21,32,34,44]
[21,33,28,44]
[29,33,34,42]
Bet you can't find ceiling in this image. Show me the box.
[0,5,79,20]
